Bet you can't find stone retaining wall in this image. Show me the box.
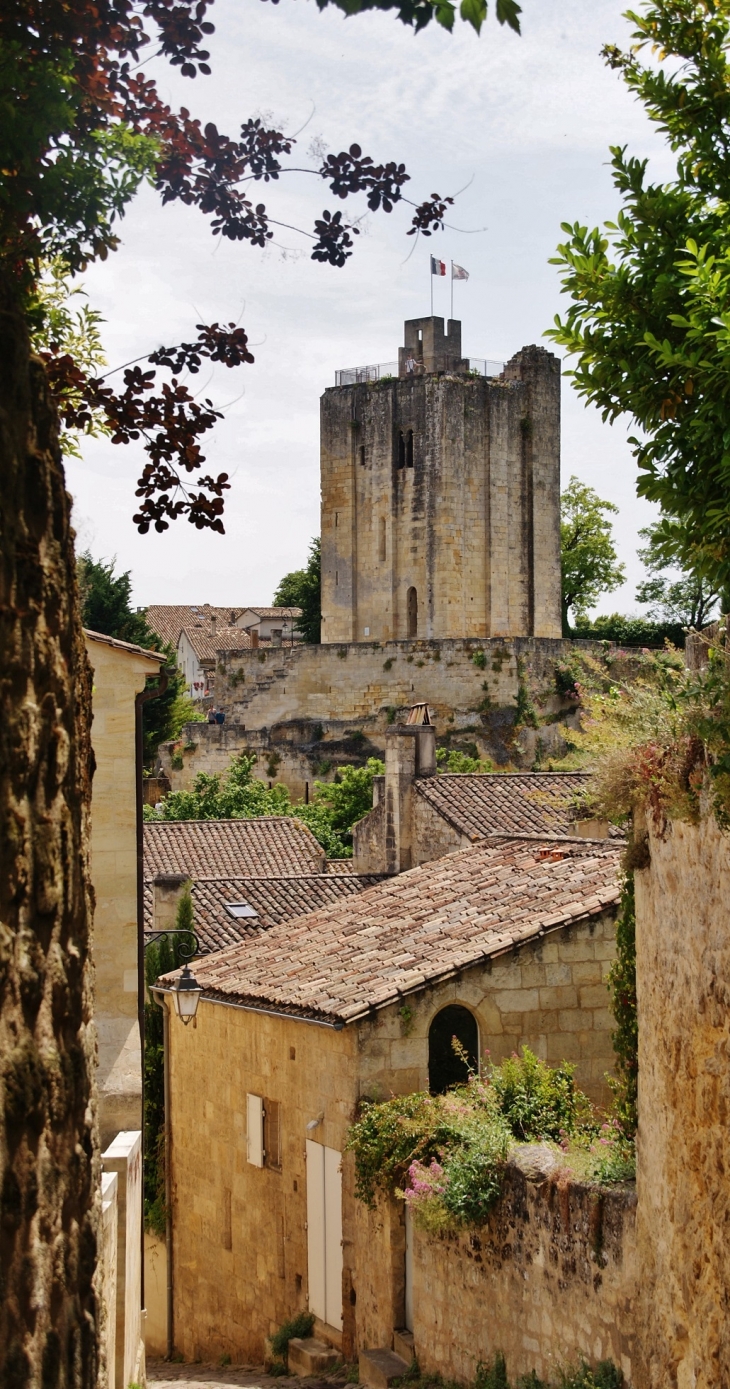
[411,1151,637,1386]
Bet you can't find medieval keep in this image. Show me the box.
[320,316,562,644]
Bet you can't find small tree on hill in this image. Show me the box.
[274,537,322,644]
[560,476,626,633]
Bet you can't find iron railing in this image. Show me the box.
[334,357,503,386]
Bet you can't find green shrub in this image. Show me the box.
[472,649,487,670]
[490,1047,591,1143]
[270,1312,315,1358]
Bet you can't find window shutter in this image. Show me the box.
[305,1139,326,1322]
[246,1093,264,1167]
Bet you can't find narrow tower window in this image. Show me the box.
[379,517,386,562]
[407,586,418,639]
[359,444,366,466]
[397,432,406,469]
[406,430,414,467]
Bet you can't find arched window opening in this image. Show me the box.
[406,430,414,467]
[406,586,418,639]
[428,1005,479,1094]
[397,431,406,468]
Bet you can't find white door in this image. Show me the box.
[306,1140,343,1330]
[404,1204,414,1333]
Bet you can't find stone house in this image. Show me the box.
[353,721,611,874]
[85,629,165,1145]
[237,606,303,646]
[156,837,620,1364]
[177,622,252,700]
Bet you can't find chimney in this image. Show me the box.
[210,614,217,637]
[383,716,436,874]
[152,873,190,934]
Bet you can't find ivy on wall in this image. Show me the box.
[607,874,638,1138]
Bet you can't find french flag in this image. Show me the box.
[430,256,446,276]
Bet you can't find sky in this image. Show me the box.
[68,0,675,614]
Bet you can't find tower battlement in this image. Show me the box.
[320,318,562,646]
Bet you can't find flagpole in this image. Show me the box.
[450,260,454,323]
[430,257,433,316]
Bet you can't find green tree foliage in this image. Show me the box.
[570,612,686,649]
[560,477,625,633]
[77,551,200,761]
[145,750,385,856]
[607,876,638,1139]
[636,521,720,629]
[143,890,195,1235]
[548,0,730,612]
[311,757,384,843]
[273,537,322,643]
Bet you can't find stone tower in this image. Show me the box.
[320,316,562,643]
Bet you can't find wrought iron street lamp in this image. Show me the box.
[171,962,203,1025]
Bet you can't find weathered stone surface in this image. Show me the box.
[160,635,597,799]
[411,1163,637,1386]
[287,1337,341,1375]
[320,336,562,644]
[0,297,100,1384]
[634,814,730,1389]
[358,1347,410,1388]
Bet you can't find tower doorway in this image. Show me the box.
[407,586,418,639]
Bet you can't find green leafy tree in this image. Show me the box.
[312,757,384,845]
[636,521,720,629]
[77,551,201,761]
[560,476,626,633]
[548,0,730,613]
[274,537,322,644]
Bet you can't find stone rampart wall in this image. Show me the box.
[634,814,730,1389]
[159,637,591,798]
[411,1154,637,1386]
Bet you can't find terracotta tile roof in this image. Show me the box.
[415,772,601,841]
[243,606,303,620]
[144,873,386,953]
[144,818,327,879]
[160,840,621,1024]
[145,604,243,647]
[178,625,252,662]
[84,629,164,662]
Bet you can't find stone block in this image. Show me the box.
[578,985,611,1009]
[538,985,578,1009]
[571,962,603,986]
[359,1348,411,1388]
[288,1338,342,1376]
[493,988,540,1013]
[393,1329,415,1364]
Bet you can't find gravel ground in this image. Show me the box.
[147,1361,351,1389]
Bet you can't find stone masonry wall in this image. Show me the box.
[160,637,589,799]
[319,349,561,645]
[633,814,730,1389]
[411,1154,637,1385]
[354,910,618,1108]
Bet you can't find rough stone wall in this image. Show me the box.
[0,302,100,1383]
[411,1156,637,1385]
[160,636,586,799]
[634,815,730,1389]
[319,345,561,645]
[85,637,162,1148]
[355,910,618,1107]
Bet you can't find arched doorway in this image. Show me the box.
[428,1005,479,1093]
[406,586,418,639]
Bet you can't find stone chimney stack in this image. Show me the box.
[383,721,436,874]
[210,614,217,637]
[152,873,190,934]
